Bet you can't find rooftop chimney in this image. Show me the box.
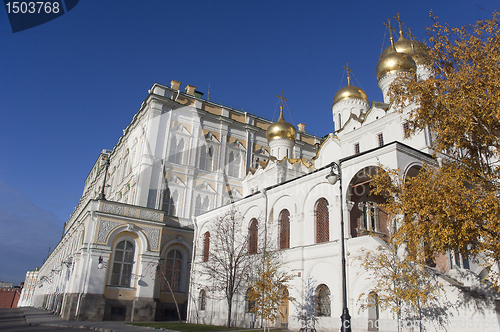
[185,84,197,96]
[170,80,182,90]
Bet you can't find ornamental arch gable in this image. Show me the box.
[301,181,337,246]
[241,204,265,225]
[103,224,150,254]
[268,194,299,248]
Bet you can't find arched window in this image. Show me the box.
[367,292,379,331]
[203,232,210,262]
[246,287,255,313]
[227,151,240,178]
[248,219,258,254]
[315,198,329,243]
[165,250,183,292]
[168,136,185,164]
[168,136,177,163]
[202,196,209,214]
[194,195,210,216]
[316,284,331,317]
[110,240,135,287]
[199,289,206,311]
[200,146,214,171]
[162,187,177,216]
[279,209,290,250]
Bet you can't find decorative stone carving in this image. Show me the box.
[96,220,122,243]
[128,208,137,217]
[141,227,160,250]
[102,203,125,215]
[139,210,162,222]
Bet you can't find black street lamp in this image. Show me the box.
[97,155,110,200]
[326,161,351,332]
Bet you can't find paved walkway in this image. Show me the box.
[20,307,173,332]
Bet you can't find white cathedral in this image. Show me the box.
[20,19,499,331]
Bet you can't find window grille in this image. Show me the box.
[203,232,210,262]
[316,284,331,316]
[279,209,290,249]
[403,122,410,138]
[377,133,384,147]
[248,219,258,254]
[316,198,329,243]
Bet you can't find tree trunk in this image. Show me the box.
[158,267,182,322]
[227,296,232,328]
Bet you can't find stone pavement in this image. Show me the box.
[0,308,83,332]
[20,307,175,332]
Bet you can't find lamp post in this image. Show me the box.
[326,161,351,332]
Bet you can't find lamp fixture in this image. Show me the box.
[97,256,104,269]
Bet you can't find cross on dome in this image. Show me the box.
[276,90,287,111]
[344,62,352,86]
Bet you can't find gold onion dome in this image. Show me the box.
[379,31,429,66]
[333,84,369,105]
[376,37,417,80]
[266,108,296,143]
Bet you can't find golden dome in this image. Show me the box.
[266,109,296,142]
[376,38,417,80]
[379,32,429,66]
[333,84,369,105]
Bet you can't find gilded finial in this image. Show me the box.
[344,62,353,86]
[276,90,287,119]
[408,27,416,51]
[395,12,404,38]
[384,18,396,48]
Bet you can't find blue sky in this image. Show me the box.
[0,1,497,284]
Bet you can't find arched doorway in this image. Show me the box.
[347,166,389,238]
[367,291,379,331]
[280,288,289,327]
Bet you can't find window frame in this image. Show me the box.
[354,142,360,155]
[108,236,138,289]
[227,149,242,178]
[199,289,207,311]
[377,133,384,147]
[162,247,188,293]
[279,209,290,250]
[316,284,331,317]
[315,198,330,243]
[202,231,210,262]
[248,218,258,255]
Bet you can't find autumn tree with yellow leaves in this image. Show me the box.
[371,11,500,287]
[247,250,294,332]
[358,244,450,332]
